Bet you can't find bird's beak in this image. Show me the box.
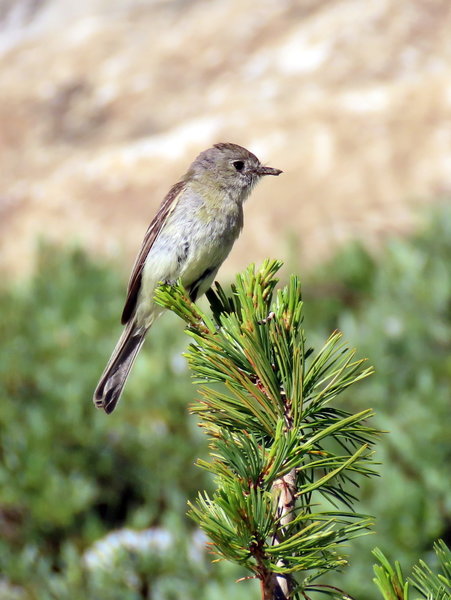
[254,165,283,176]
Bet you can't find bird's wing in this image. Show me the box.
[121,180,186,324]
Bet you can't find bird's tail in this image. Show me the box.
[93,320,149,414]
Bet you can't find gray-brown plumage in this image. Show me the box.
[93,143,282,414]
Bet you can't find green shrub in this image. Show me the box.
[1,205,450,598]
[0,244,219,598]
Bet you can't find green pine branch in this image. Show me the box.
[373,540,451,600]
[155,260,380,600]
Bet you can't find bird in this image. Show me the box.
[93,142,282,414]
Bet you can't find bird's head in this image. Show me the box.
[187,142,282,202]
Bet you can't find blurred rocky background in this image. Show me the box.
[1,2,450,600]
[1,0,450,279]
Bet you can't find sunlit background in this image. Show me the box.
[1,1,450,599]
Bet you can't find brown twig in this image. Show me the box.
[260,388,297,600]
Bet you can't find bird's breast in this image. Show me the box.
[171,191,242,283]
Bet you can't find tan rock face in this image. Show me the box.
[1,0,451,281]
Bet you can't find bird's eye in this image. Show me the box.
[232,160,245,172]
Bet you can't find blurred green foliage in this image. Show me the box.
[0,245,256,599]
[0,205,450,599]
[302,205,451,598]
